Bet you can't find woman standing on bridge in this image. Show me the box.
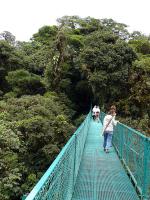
[102,105,118,153]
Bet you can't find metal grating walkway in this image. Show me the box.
[71,120,140,200]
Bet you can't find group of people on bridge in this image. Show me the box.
[92,105,118,153]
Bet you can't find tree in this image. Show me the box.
[32,25,58,46]
[0,40,27,93]
[0,16,150,200]
[57,16,103,34]
[0,31,16,46]
[128,57,150,118]
[80,30,136,106]
[0,118,21,200]
[0,94,75,199]
[6,69,46,96]
[101,18,130,40]
[44,30,68,91]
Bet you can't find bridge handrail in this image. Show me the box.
[25,112,91,200]
[112,118,150,199]
[100,111,150,199]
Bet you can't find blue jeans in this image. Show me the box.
[103,131,113,150]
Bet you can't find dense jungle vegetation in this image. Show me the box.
[0,16,150,200]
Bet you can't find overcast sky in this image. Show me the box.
[0,0,150,41]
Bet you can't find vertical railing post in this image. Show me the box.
[143,138,149,199]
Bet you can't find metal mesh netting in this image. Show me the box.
[25,113,91,200]
[113,123,150,199]
[25,111,149,200]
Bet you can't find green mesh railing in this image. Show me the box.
[113,122,150,200]
[100,111,150,199]
[25,111,149,200]
[25,112,91,200]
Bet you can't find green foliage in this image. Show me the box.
[0,16,150,199]
[0,121,21,200]
[16,40,52,75]
[127,57,150,118]
[0,31,16,45]
[57,16,103,34]
[0,95,75,199]
[6,69,46,96]
[80,30,136,105]
[0,40,29,93]
[101,18,130,40]
[32,25,58,45]
[73,114,86,127]
[118,115,150,136]
[129,38,150,54]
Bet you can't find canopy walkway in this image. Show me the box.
[24,112,150,200]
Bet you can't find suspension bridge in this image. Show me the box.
[24,112,150,200]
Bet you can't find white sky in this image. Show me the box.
[0,0,150,41]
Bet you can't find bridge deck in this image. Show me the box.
[71,120,139,200]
